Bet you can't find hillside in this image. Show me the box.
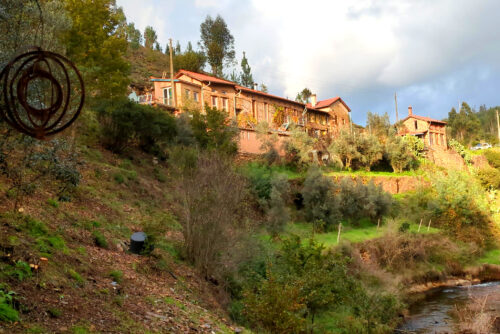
[125,47,170,90]
[0,146,244,333]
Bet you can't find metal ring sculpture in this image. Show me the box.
[0,48,84,139]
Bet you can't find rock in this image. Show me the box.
[234,328,243,333]
[201,323,211,329]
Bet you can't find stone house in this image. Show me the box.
[142,69,351,154]
[398,106,447,148]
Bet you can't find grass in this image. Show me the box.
[477,249,500,265]
[324,169,421,177]
[281,220,440,248]
[239,162,304,180]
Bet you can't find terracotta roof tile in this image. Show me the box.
[307,97,351,111]
[175,69,235,85]
[402,114,447,124]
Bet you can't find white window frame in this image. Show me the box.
[222,97,228,111]
[163,87,173,106]
[211,96,218,108]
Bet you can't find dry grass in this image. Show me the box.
[453,295,496,334]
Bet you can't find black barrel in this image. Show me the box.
[129,232,147,254]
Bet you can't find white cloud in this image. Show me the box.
[117,0,500,123]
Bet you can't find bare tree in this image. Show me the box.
[173,152,247,280]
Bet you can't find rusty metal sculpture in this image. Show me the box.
[0,48,85,139]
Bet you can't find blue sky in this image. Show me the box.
[117,0,500,125]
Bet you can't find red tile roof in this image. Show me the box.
[155,69,345,114]
[402,114,447,124]
[175,69,235,85]
[235,85,308,108]
[307,97,351,112]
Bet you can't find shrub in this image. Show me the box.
[328,130,360,169]
[0,289,18,322]
[172,152,247,279]
[96,98,177,154]
[68,269,83,284]
[265,174,290,237]
[7,261,31,281]
[338,178,393,223]
[48,308,62,318]
[47,198,59,208]
[449,139,472,165]
[109,270,123,283]
[92,231,108,249]
[476,167,500,189]
[483,149,500,169]
[386,136,416,172]
[283,125,316,168]
[190,106,239,155]
[242,236,400,332]
[301,167,340,230]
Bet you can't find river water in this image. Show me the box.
[397,281,500,333]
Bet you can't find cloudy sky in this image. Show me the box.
[117,0,500,125]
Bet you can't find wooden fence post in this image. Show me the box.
[418,218,423,232]
[377,218,380,230]
[337,223,342,243]
[427,219,432,231]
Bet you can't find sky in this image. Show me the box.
[117,0,500,125]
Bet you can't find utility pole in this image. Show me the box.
[496,108,500,142]
[169,38,177,108]
[394,92,399,122]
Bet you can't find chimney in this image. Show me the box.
[253,83,258,90]
[408,105,413,116]
[311,94,317,107]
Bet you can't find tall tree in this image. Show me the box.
[229,70,240,84]
[64,0,130,100]
[260,83,268,93]
[175,50,206,73]
[366,112,391,140]
[143,25,157,49]
[199,14,235,76]
[125,23,142,49]
[447,102,481,144]
[295,88,312,104]
[186,41,194,52]
[240,51,254,88]
[175,40,181,54]
[154,42,162,52]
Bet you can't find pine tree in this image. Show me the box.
[186,41,193,52]
[175,41,181,54]
[143,26,157,49]
[240,52,254,88]
[154,42,162,52]
[199,15,235,76]
[260,83,268,93]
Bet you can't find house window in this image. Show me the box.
[211,96,218,108]
[222,90,227,95]
[185,89,190,98]
[264,103,269,122]
[193,91,199,102]
[343,118,346,125]
[430,133,434,145]
[252,100,256,117]
[415,120,418,130]
[163,87,173,106]
[222,98,228,111]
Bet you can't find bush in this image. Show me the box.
[449,139,472,165]
[476,166,500,189]
[109,270,123,283]
[93,231,108,249]
[96,98,177,154]
[386,136,417,172]
[0,289,18,322]
[190,106,239,155]
[483,149,500,169]
[337,178,393,223]
[242,236,401,333]
[302,167,340,230]
[264,174,290,237]
[172,152,247,280]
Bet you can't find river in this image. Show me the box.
[397,281,500,333]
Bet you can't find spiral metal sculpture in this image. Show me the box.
[0,48,85,139]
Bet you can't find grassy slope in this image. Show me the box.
[0,145,245,333]
[284,220,440,247]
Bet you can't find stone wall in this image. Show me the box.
[330,175,429,194]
